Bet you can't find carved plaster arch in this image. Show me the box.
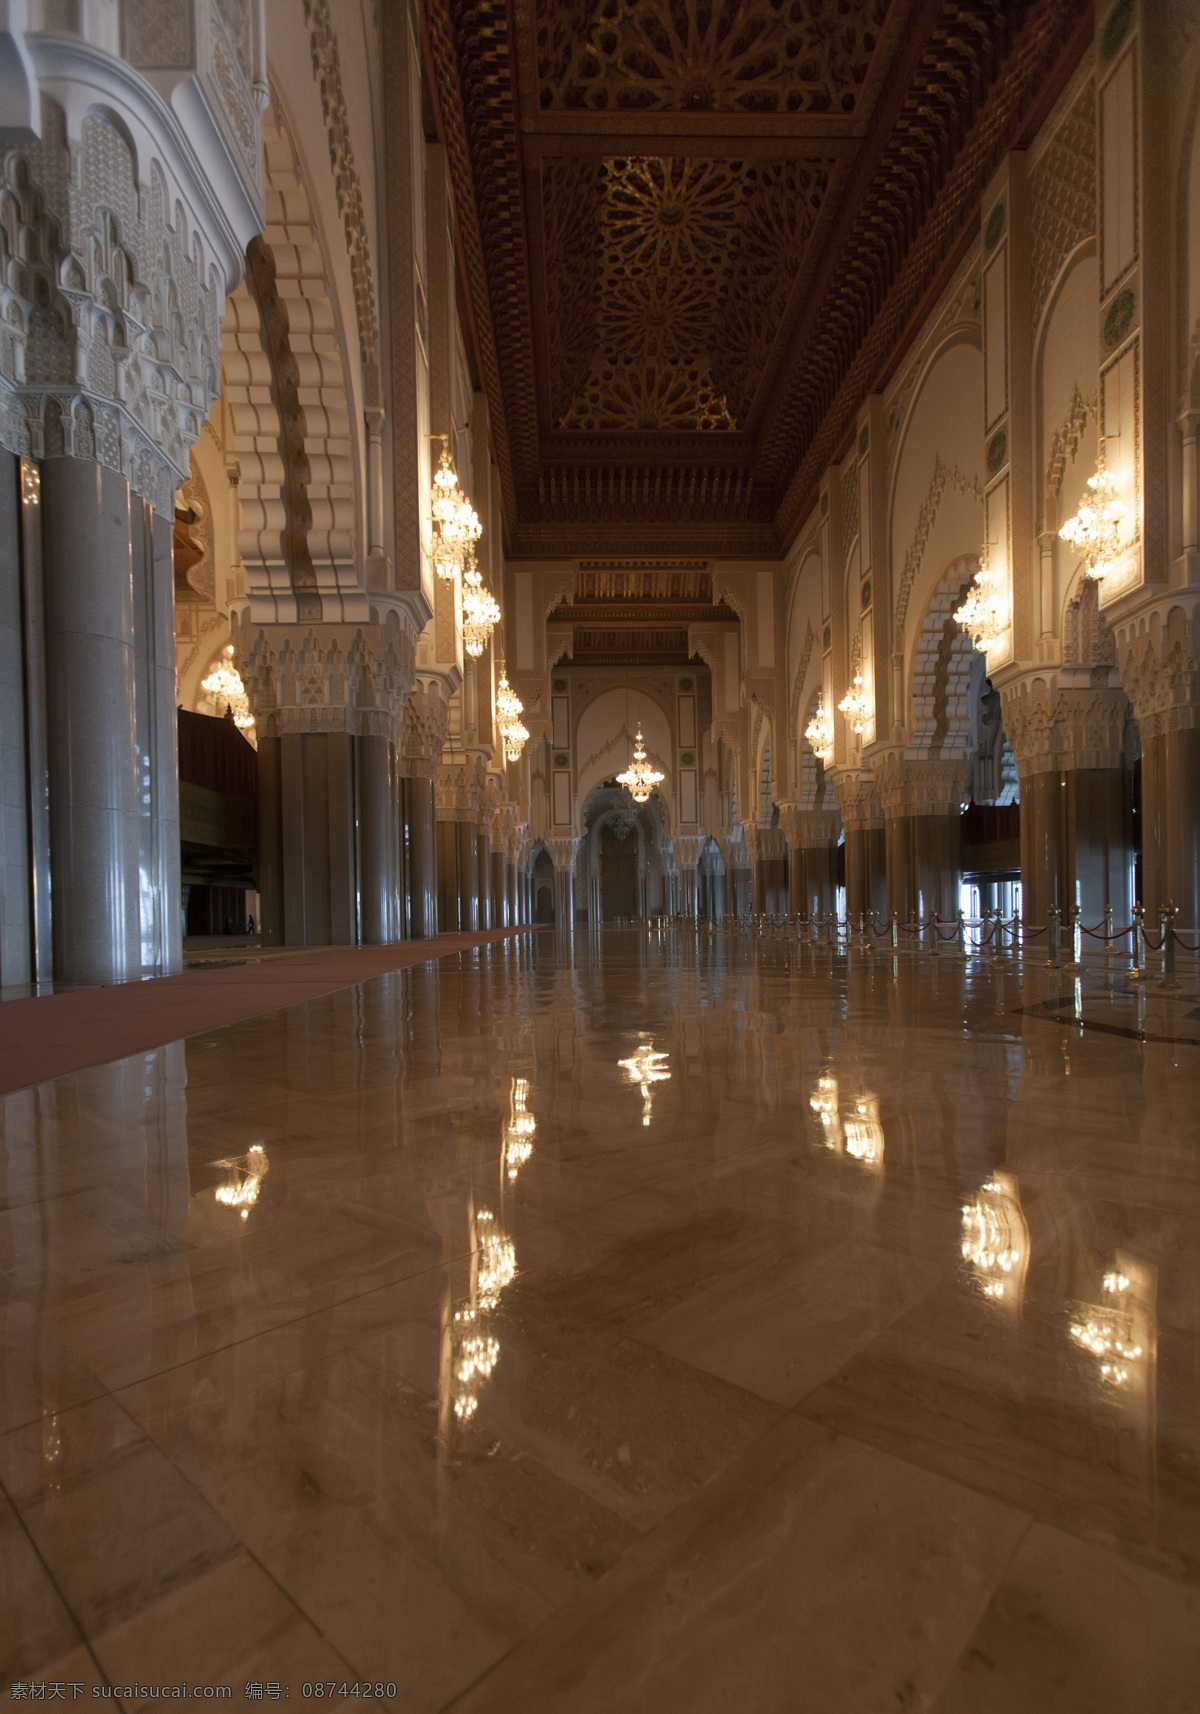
[223,99,357,625]
[908,555,979,760]
[1061,569,1118,669]
[886,325,983,594]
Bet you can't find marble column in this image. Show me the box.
[42,458,142,985]
[832,770,886,921]
[876,756,967,924]
[131,493,183,976]
[674,836,703,921]
[781,807,841,919]
[403,774,438,939]
[1117,610,1200,930]
[546,835,579,928]
[1004,681,1133,927]
[490,847,506,927]
[359,734,399,944]
[0,448,34,987]
[476,827,491,930]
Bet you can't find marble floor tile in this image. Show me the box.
[0,1394,240,1644]
[0,1489,89,1691]
[115,1251,780,1709]
[637,1232,942,1405]
[91,1553,355,1704]
[0,1301,106,1434]
[799,1280,1200,1581]
[934,1523,1200,1713]
[446,1416,1028,1714]
[3,934,1200,1703]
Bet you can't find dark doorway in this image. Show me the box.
[533,848,555,922]
[600,826,638,919]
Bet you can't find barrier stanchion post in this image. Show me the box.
[990,906,1008,967]
[956,909,967,961]
[1159,902,1182,992]
[1103,904,1114,969]
[1046,904,1061,969]
[929,913,940,957]
[1063,903,1083,972]
[1127,902,1145,981]
[890,913,899,952]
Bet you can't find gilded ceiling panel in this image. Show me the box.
[545,153,833,430]
[535,0,890,114]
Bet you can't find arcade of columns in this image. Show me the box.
[0,1,1197,990]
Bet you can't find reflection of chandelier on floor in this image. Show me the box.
[954,542,1009,653]
[804,698,833,762]
[1059,445,1128,580]
[616,726,664,804]
[504,1077,536,1181]
[618,1041,670,1127]
[201,645,254,730]
[430,434,480,581]
[495,672,528,762]
[461,548,501,657]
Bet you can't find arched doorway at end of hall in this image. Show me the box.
[531,845,555,923]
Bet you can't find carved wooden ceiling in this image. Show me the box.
[422,0,1089,559]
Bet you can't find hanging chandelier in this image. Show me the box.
[616,726,664,804]
[1059,447,1128,579]
[804,698,833,762]
[837,674,869,736]
[461,549,501,657]
[430,435,481,581]
[954,542,1009,653]
[201,645,254,730]
[495,672,528,761]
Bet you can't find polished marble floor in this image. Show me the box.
[3,929,1200,1710]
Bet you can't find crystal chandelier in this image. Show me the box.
[1059,447,1128,580]
[804,698,833,762]
[616,726,664,804]
[461,549,501,657]
[495,673,528,762]
[837,674,869,736]
[954,543,1009,653]
[430,435,481,581]
[201,645,254,730]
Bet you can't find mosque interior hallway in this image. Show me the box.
[3,927,1199,1709]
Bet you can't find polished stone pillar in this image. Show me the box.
[403,774,438,939]
[42,459,142,985]
[476,828,491,930]
[875,758,966,924]
[0,448,32,987]
[546,835,579,927]
[436,818,480,932]
[782,808,841,919]
[1139,728,1200,930]
[832,771,885,921]
[490,847,506,927]
[359,734,400,944]
[1005,683,1133,928]
[131,494,183,976]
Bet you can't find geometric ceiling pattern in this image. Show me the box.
[535,0,889,116]
[547,155,833,430]
[424,0,1090,558]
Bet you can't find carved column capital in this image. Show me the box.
[872,752,968,818]
[829,767,883,831]
[1000,677,1133,773]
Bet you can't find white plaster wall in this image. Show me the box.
[1038,249,1099,537]
[574,689,675,833]
[890,338,985,676]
